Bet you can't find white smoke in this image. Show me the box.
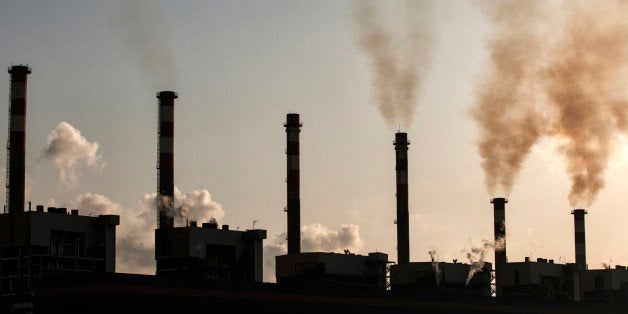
[262,223,365,282]
[263,234,287,282]
[69,188,224,274]
[41,122,103,186]
[109,0,178,91]
[141,187,225,226]
[301,223,365,252]
[70,192,154,274]
[463,237,505,285]
[174,188,225,225]
[428,248,440,287]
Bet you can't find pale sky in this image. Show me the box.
[2,0,628,280]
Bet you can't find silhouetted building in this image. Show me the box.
[0,206,119,297]
[276,251,388,289]
[582,266,628,303]
[390,261,492,297]
[155,221,266,282]
[499,257,575,301]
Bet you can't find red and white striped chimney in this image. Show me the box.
[285,113,301,254]
[572,209,587,270]
[157,91,177,229]
[6,65,31,213]
[394,132,410,265]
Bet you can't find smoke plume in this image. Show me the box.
[471,0,549,196]
[464,238,505,285]
[428,248,440,287]
[301,223,365,252]
[109,0,178,91]
[143,187,225,226]
[263,234,288,282]
[262,223,365,282]
[542,0,628,207]
[353,0,435,128]
[69,188,224,274]
[474,1,628,206]
[70,193,154,274]
[41,122,103,186]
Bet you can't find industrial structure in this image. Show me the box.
[275,114,390,290]
[394,132,410,266]
[6,65,30,214]
[3,65,628,312]
[1,66,119,314]
[492,197,507,297]
[0,206,119,296]
[153,91,267,282]
[390,261,493,296]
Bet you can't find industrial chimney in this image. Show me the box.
[394,132,410,265]
[492,197,507,297]
[157,91,177,229]
[6,65,31,213]
[572,209,587,270]
[284,113,301,254]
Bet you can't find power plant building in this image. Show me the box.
[276,252,388,289]
[152,91,267,282]
[0,206,119,296]
[390,262,493,297]
[155,221,266,282]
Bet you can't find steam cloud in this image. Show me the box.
[428,248,440,287]
[41,122,103,186]
[70,188,224,274]
[353,0,435,128]
[473,0,628,207]
[464,237,505,285]
[110,0,178,91]
[262,223,365,282]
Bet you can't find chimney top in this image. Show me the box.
[572,209,587,215]
[284,113,301,127]
[156,91,178,99]
[8,65,31,74]
[394,132,409,146]
[491,197,508,204]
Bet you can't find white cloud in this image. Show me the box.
[41,122,103,186]
[262,223,365,282]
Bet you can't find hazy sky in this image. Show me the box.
[2,0,628,281]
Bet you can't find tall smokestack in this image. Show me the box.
[572,209,587,270]
[157,91,177,229]
[285,114,301,254]
[6,65,31,213]
[492,197,507,297]
[394,132,410,265]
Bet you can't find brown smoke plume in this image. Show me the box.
[353,0,435,128]
[542,0,628,207]
[109,0,178,91]
[471,0,549,196]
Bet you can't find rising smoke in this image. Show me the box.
[109,0,178,91]
[353,0,435,128]
[67,188,225,274]
[464,237,505,285]
[262,223,365,282]
[41,122,103,186]
[471,0,549,196]
[473,0,628,207]
[542,0,628,207]
[428,248,440,287]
